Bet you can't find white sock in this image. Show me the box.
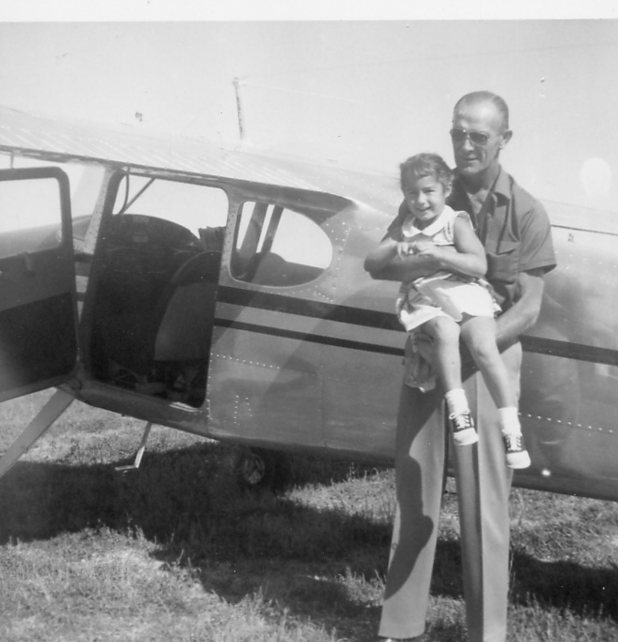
[499,407,521,435]
[445,388,469,417]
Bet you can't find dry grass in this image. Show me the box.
[0,391,617,641]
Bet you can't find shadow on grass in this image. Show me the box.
[510,549,618,620]
[0,442,388,547]
[1,440,616,638]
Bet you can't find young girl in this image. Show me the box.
[374,153,530,469]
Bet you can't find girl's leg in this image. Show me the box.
[421,316,462,392]
[460,316,515,408]
[421,316,478,445]
[460,316,531,468]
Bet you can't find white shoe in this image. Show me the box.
[504,433,531,469]
[449,411,479,446]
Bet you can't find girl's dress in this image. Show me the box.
[396,205,499,390]
[396,205,498,331]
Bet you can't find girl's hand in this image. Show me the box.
[411,239,435,254]
[397,241,412,258]
[417,243,458,258]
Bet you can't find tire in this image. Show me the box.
[234,447,277,490]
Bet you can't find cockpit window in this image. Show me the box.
[231,201,333,286]
[113,174,229,237]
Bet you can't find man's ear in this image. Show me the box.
[499,130,513,149]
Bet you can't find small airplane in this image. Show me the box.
[0,104,616,501]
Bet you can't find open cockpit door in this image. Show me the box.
[0,167,77,401]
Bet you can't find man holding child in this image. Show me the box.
[365,91,556,642]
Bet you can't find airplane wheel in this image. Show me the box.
[234,447,276,490]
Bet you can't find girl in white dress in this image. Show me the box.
[385,153,529,469]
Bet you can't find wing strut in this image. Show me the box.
[0,388,74,479]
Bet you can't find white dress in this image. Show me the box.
[396,205,498,332]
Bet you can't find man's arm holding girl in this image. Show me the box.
[364,235,440,282]
[364,214,486,282]
[495,269,545,350]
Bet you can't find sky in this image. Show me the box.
[1,16,618,215]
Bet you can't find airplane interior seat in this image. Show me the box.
[153,250,221,362]
[153,282,216,361]
[198,225,225,252]
[247,251,287,285]
[169,250,221,287]
[249,251,323,286]
[90,214,205,383]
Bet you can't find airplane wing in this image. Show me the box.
[0,105,400,217]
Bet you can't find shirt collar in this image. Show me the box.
[453,164,510,204]
[491,165,511,203]
[403,204,454,237]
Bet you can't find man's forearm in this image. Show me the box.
[366,253,440,282]
[495,305,536,350]
[495,271,545,349]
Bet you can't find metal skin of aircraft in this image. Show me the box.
[0,105,616,502]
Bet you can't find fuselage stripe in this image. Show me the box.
[520,335,618,365]
[217,285,401,330]
[214,317,403,356]
[215,285,618,365]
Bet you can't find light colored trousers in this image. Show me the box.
[378,343,520,642]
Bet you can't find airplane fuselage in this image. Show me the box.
[0,106,616,501]
[69,164,618,502]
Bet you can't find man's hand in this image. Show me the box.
[495,269,546,349]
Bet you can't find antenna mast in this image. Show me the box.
[233,77,245,141]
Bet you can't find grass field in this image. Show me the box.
[0,391,617,641]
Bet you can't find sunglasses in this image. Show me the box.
[449,127,492,146]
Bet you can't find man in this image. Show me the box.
[364,91,556,642]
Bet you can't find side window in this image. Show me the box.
[0,153,105,220]
[231,201,333,286]
[0,173,63,259]
[0,154,110,256]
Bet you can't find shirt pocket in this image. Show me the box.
[486,240,520,283]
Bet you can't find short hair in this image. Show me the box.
[399,153,453,192]
[454,90,510,131]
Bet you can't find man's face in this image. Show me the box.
[450,99,511,179]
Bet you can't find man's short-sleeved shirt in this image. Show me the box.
[388,166,556,310]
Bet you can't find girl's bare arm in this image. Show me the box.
[364,235,440,282]
[416,214,487,278]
